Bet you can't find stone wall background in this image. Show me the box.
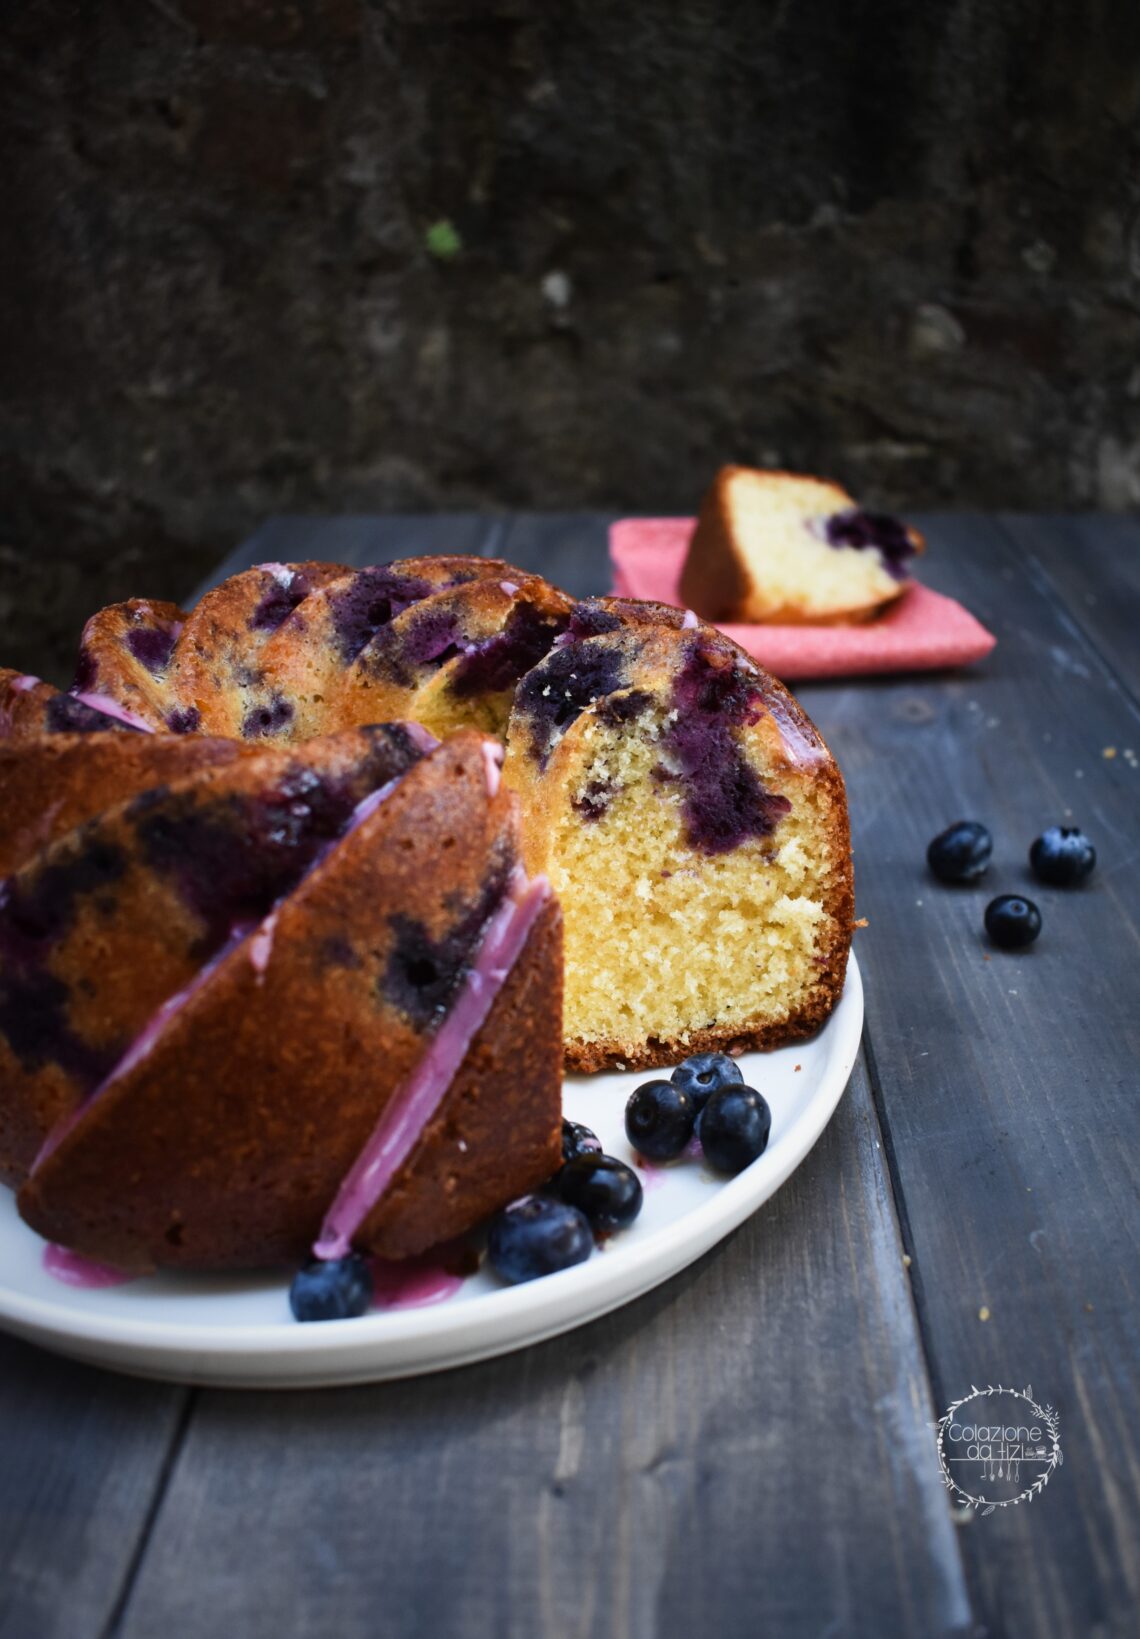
[2,0,1138,679]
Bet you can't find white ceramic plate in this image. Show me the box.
[0,956,862,1388]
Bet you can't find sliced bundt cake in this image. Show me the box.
[5,554,854,1090]
[681,467,923,624]
[18,732,561,1271]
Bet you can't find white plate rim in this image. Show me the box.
[0,954,863,1386]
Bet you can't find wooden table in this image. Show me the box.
[3,513,1138,1639]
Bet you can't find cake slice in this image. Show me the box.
[0,725,427,1184]
[19,732,562,1270]
[680,467,924,625]
[504,621,853,1070]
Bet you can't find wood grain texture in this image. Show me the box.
[997,513,1140,702]
[116,1061,969,1639]
[798,514,1140,1639]
[0,1334,188,1639]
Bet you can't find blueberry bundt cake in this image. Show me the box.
[0,719,562,1270]
[681,467,924,625]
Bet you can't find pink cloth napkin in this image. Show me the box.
[610,518,996,681]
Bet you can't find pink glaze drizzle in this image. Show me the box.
[11,674,38,693]
[315,869,551,1260]
[681,608,699,630]
[70,692,158,733]
[30,766,425,1173]
[481,738,504,796]
[500,580,519,596]
[249,909,279,976]
[370,1255,464,1309]
[43,1244,134,1288]
[635,1158,669,1192]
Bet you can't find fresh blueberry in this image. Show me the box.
[698,1085,772,1175]
[487,1195,593,1284]
[1029,827,1095,887]
[289,1254,373,1322]
[625,1079,696,1160]
[670,1051,744,1111]
[984,894,1042,949]
[927,821,993,884]
[553,1154,643,1233]
[561,1118,603,1163]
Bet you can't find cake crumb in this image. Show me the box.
[902,1253,912,1268]
[1103,746,1117,759]
[794,1063,802,1072]
[978,1305,991,1322]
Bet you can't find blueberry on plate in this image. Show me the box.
[984,894,1042,949]
[290,1253,373,1322]
[670,1051,744,1111]
[553,1154,643,1234]
[927,821,993,884]
[625,1079,696,1161]
[561,1118,603,1163]
[698,1086,772,1175]
[1029,826,1095,887]
[487,1195,593,1284]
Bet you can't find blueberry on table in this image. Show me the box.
[698,1086,772,1175]
[561,1118,603,1163]
[984,894,1042,949]
[554,1154,643,1233]
[290,1253,373,1322]
[487,1195,593,1284]
[1030,827,1096,887]
[625,1079,696,1160]
[670,1051,743,1111]
[927,821,993,884]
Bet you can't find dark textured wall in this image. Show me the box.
[2,0,1139,678]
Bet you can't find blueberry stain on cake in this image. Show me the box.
[241,695,295,738]
[382,851,514,1028]
[249,569,317,634]
[328,568,437,662]
[660,643,791,854]
[514,640,630,766]
[823,509,917,580]
[450,602,569,698]
[125,626,178,674]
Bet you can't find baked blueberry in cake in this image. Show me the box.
[680,467,924,624]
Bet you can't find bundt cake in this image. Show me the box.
[681,467,924,625]
[1,552,853,1267]
[0,721,562,1270]
[5,557,853,1071]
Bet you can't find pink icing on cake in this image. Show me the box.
[70,692,158,732]
[314,869,551,1259]
[481,738,504,796]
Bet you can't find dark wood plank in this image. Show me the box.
[997,512,1140,702]
[497,511,614,597]
[0,1335,188,1639]
[116,1060,971,1639]
[793,514,1140,1639]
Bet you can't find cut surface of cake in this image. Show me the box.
[504,623,852,1069]
[680,467,924,625]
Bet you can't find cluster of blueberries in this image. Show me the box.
[926,822,1096,947]
[488,1052,771,1285]
[289,1052,773,1320]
